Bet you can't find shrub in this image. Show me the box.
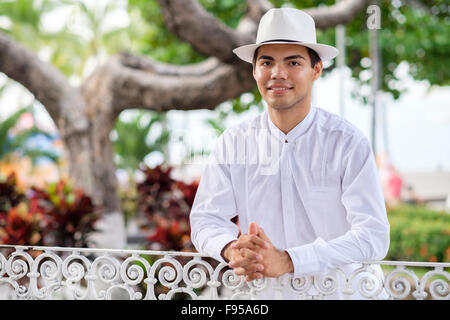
[386,204,450,262]
[0,173,100,247]
[0,173,25,215]
[137,165,199,252]
[0,202,42,246]
[29,180,101,247]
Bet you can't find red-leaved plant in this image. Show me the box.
[0,173,25,219]
[0,203,42,246]
[137,165,199,252]
[29,180,101,247]
[0,173,100,248]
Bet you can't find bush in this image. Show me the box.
[386,204,450,262]
[0,173,25,214]
[137,165,199,252]
[0,173,101,247]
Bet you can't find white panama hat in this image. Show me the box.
[233,8,339,63]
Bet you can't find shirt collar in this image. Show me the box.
[266,107,316,143]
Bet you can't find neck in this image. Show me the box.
[267,102,311,135]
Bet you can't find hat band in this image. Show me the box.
[259,39,303,44]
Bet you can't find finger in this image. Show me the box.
[233,234,259,247]
[228,256,251,269]
[240,248,263,262]
[229,257,264,272]
[232,264,263,275]
[249,233,270,249]
[233,267,247,276]
[232,264,264,279]
[229,255,263,268]
[248,221,259,235]
[245,272,263,282]
[257,226,271,243]
[233,234,268,250]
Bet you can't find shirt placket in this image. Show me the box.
[280,139,296,249]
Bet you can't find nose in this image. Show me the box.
[270,63,288,80]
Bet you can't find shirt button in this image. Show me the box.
[285,139,288,143]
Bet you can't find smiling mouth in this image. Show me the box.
[268,87,293,93]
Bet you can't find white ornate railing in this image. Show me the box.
[0,244,448,300]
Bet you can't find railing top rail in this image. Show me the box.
[0,244,208,258]
[1,244,449,268]
[365,260,450,268]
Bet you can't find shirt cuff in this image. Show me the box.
[285,237,328,278]
[203,233,238,264]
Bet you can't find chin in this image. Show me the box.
[266,94,307,111]
[267,99,298,110]
[269,104,293,111]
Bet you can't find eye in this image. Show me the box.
[289,61,301,66]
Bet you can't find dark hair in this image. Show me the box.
[252,46,321,68]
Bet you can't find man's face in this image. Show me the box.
[253,44,322,111]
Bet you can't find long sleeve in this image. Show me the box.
[190,132,240,263]
[286,137,390,277]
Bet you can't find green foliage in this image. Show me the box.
[269,0,449,102]
[1,0,144,78]
[112,110,170,172]
[127,0,207,65]
[3,0,448,96]
[0,0,81,76]
[204,88,264,136]
[0,0,57,35]
[2,0,448,163]
[128,0,449,131]
[387,204,450,262]
[342,0,450,103]
[119,178,139,226]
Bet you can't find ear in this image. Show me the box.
[312,60,323,81]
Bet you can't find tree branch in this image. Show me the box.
[244,0,273,23]
[0,31,88,137]
[304,0,369,28]
[99,55,255,115]
[118,52,221,77]
[157,0,253,64]
[234,0,273,36]
[157,0,368,65]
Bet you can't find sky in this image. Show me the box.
[1,1,449,180]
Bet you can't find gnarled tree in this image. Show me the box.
[0,0,368,247]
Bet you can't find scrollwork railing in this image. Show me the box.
[0,245,448,300]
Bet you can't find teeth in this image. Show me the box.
[271,88,289,90]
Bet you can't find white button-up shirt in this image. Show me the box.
[190,107,390,299]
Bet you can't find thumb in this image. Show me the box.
[248,221,259,235]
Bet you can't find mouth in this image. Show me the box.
[267,87,293,94]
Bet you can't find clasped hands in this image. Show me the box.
[221,222,294,282]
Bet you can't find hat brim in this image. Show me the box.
[233,41,339,63]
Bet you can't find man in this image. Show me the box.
[190,8,390,299]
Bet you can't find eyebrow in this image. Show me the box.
[257,54,306,61]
